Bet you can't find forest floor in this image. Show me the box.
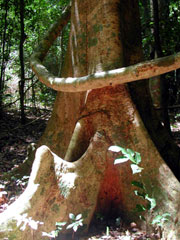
[0,109,179,240]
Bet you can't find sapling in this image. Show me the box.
[109,146,170,237]
[42,213,84,239]
[66,213,84,239]
[151,213,171,238]
[42,221,66,238]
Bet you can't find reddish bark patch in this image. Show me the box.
[96,156,123,217]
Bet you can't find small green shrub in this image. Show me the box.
[42,213,84,239]
[109,145,171,236]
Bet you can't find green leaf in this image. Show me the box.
[75,214,82,221]
[78,220,83,226]
[56,222,66,231]
[145,195,156,210]
[55,230,59,237]
[135,204,146,212]
[131,164,143,174]
[117,147,129,155]
[114,157,129,164]
[127,148,135,157]
[109,146,136,163]
[56,222,66,227]
[131,181,144,189]
[108,146,122,152]
[73,224,78,232]
[140,215,146,221]
[69,213,75,220]
[66,223,75,230]
[152,213,171,226]
[125,149,136,162]
[134,190,146,199]
[162,213,171,218]
[152,215,163,225]
[134,152,141,164]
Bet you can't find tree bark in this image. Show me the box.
[120,0,180,179]
[0,1,180,239]
[30,4,180,94]
[19,0,26,124]
[0,0,9,116]
[152,0,170,132]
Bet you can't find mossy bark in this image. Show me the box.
[0,1,180,239]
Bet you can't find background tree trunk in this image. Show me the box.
[123,0,180,179]
[0,0,9,116]
[0,1,179,239]
[19,0,26,124]
[151,0,170,132]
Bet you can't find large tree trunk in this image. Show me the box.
[120,0,180,179]
[0,0,180,239]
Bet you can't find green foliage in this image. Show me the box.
[152,213,171,227]
[42,213,84,239]
[109,145,171,231]
[139,0,180,57]
[66,213,84,233]
[47,221,67,238]
[0,0,70,111]
[131,180,144,189]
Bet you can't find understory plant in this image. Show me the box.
[42,213,84,239]
[108,146,171,237]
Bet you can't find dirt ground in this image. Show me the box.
[0,109,179,240]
